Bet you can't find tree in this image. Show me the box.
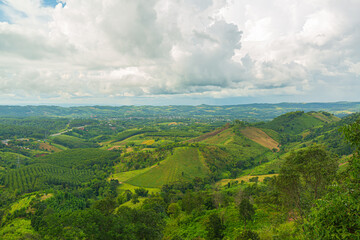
[92,197,116,216]
[167,203,180,218]
[304,121,360,239]
[135,187,149,197]
[238,198,255,229]
[205,212,224,240]
[275,145,338,222]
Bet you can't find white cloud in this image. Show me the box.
[0,0,359,104]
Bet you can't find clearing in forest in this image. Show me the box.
[39,142,62,152]
[240,127,280,151]
[126,147,209,188]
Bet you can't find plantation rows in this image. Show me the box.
[2,164,94,193]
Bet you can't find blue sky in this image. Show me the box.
[42,0,60,8]
[0,0,359,106]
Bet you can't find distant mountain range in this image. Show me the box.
[1,102,360,121]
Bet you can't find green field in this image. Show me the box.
[117,183,160,194]
[127,147,209,188]
[110,167,153,182]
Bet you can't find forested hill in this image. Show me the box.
[1,101,360,121]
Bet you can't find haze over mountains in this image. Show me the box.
[1,101,360,121]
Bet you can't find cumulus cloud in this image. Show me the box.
[0,0,359,104]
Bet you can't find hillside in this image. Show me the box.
[302,113,360,155]
[126,147,209,188]
[187,125,230,143]
[240,127,280,151]
[258,111,327,135]
[308,111,341,123]
[200,128,235,145]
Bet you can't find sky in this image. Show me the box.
[0,0,359,106]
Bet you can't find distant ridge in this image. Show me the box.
[0,102,360,121]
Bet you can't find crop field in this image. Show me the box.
[127,147,209,188]
[4,164,95,192]
[240,127,280,151]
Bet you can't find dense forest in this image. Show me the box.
[0,108,359,239]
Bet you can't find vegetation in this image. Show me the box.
[0,108,360,239]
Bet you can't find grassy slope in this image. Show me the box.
[223,134,270,162]
[110,167,153,183]
[127,147,209,188]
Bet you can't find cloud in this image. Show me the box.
[0,0,359,104]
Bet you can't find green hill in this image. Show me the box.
[258,111,326,135]
[126,147,209,188]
